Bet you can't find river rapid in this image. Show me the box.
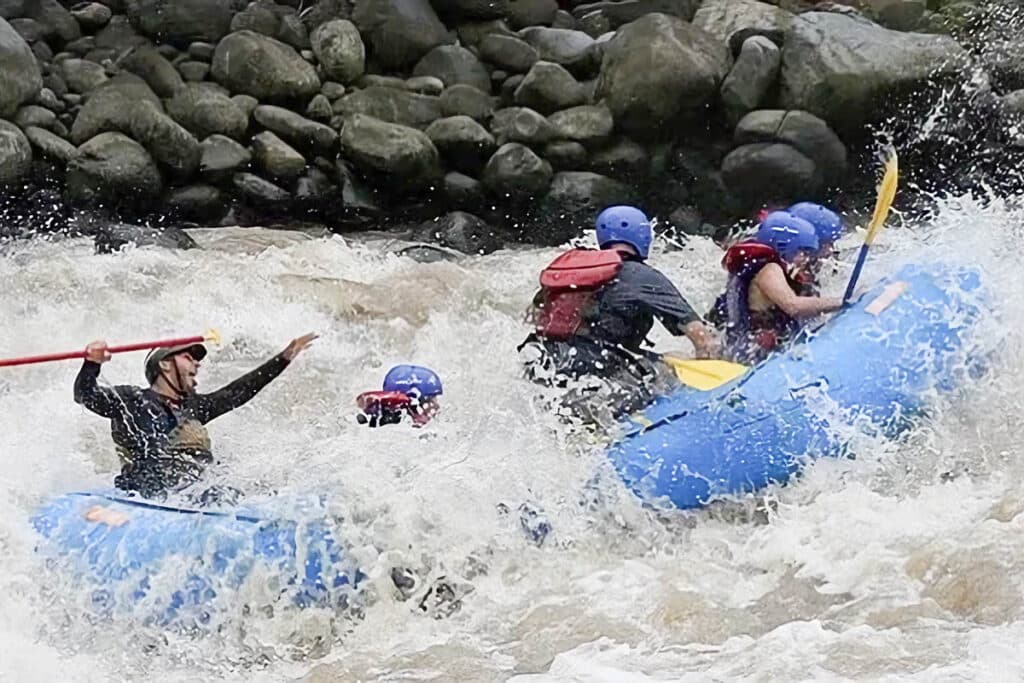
[1,194,1023,682]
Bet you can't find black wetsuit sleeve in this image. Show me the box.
[73,361,134,418]
[193,353,291,423]
[622,265,701,335]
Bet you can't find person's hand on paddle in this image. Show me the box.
[282,333,318,361]
[84,340,112,364]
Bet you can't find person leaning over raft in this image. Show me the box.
[74,333,317,501]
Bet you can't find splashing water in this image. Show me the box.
[0,193,1023,681]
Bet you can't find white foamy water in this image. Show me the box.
[1,195,1023,682]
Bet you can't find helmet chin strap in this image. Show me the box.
[159,361,191,401]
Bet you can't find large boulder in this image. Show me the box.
[165,82,249,140]
[199,133,252,179]
[233,172,290,206]
[544,139,586,169]
[211,30,321,101]
[311,19,365,85]
[93,223,199,254]
[254,104,338,152]
[126,0,235,45]
[596,13,731,136]
[478,34,539,73]
[692,0,794,54]
[778,11,968,133]
[166,184,227,222]
[518,27,594,69]
[352,0,453,69]
[571,0,698,29]
[66,132,163,204]
[425,115,497,173]
[440,84,495,120]
[333,86,441,128]
[252,130,307,180]
[128,101,202,175]
[0,18,43,117]
[72,3,114,32]
[720,35,780,124]
[61,58,109,93]
[412,211,502,254]
[412,45,491,92]
[0,120,31,184]
[24,125,77,163]
[721,142,819,208]
[94,15,149,51]
[25,0,81,44]
[547,103,612,145]
[481,142,552,196]
[117,44,184,98]
[513,60,586,114]
[508,0,557,30]
[539,170,632,240]
[490,106,557,145]
[70,74,160,144]
[734,109,847,185]
[339,113,442,189]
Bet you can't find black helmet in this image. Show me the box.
[144,343,207,385]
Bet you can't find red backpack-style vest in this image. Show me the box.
[533,249,622,341]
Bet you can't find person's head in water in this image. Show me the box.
[755,211,820,269]
[787,202,843,257]
[144,343,208,399]
[595,206,652,260]
[356,365,444,427]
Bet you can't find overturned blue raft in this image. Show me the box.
[607,264,985,510]
[32,491,364,624]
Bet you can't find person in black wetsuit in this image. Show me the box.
[74,333,317,502]
[520,205,718,420]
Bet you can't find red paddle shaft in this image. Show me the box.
[0,335,209,368]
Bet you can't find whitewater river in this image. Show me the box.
[1,196,1022,681]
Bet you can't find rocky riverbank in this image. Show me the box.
[0,0,1019,254]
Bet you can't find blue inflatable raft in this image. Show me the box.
[31,491,364,625]
[607,264,985,510]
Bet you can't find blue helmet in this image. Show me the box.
[755,211,819,262]
[595,205,652,260]
[787,202,843,244]
[383,365,443,399]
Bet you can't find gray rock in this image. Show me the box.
[334,157,382,212]
[869,0,925,31]
[230,2,279,36]
[188,41,216,61]
[156,43,179,60]
[547,103,612,145]
[165,82,249,140]
[118,44,185,98]
[293,167,337,206]
[253,104,338,151]
[338,113,442,188]
[443,170,486,207]
[311,19,365,84]
[199,133,252,178]
[61,58,109,94]
[211,30,321,101]
[721,35,780,124]
[252,130,307,180]
[231,94,259,119]
[0,18,43,116]
[543,139,586,169]
[233,172,290,205]
[82,47,118,63]
[93,15,149,51]
[178,60,210,82]
[479,34,538,73]
[413,211,502,254]
[734,108,847,184]
[667,204,703,235]
[425,115,497,173]
[0,119,31,184]
[721,142,819,207]
[32,40,54,62]
[277,14,309,50]
[65,36,96,55]
[10,18,45,44]
[126,0,235,45]
[129,99,202,175]
[576,10,610,38]
[540,171,632,231]
[25,0,81,43]
[0,0,23,20]
[322,81,347,99]
[588,137,648,178]
[352,0,453,69]
[508,0,557,30]
[490,106,557,145]
[333,86,441,128]
[94,223,199,254]
[356,74,409,90]
[14,104,58,131]
[405,75,445,95]
[24,125,77,163]
[456,19,516,49]
[482,141,552,196]
[596,14,731,136]
[518,27,593,68]
[440,83,495,120]
[166,183,227,222]
[552,9,574,29]
[71,3,113,31]
[513,60,586,114]
[306,93,333,121]
[44,74,69,97]
[66,131,162,204]
[778,11,967,133]
[432,0,509,21]
[413,44,491,92]
[395,242,464,263]
[692,0,794,54]
[572,0,697,29]
[35,87,63,111]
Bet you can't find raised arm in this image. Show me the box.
[74,341,132,418]
[754,263,842,319]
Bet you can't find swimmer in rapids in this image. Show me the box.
[73,334,317,502]
[355,365,443,428]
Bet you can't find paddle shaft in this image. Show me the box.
[842,243,871,304]
[0,335,208,368]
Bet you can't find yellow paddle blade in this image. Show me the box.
[865,150,898,245]
[662,357,750,391]
[204,328,222,347]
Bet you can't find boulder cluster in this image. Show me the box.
[0,0,997,251]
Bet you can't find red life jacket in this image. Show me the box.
[533,249,622,341]
[719,241,799,359]
[356,391,411,415]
